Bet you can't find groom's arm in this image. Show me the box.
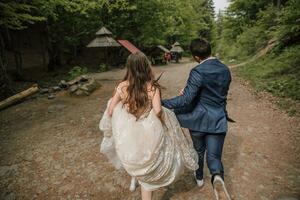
[162,69,202,109]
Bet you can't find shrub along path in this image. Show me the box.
[0,60,299,199]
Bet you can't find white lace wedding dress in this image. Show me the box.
[99,89,198,191]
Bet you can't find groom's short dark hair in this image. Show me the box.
[190,38,211,59]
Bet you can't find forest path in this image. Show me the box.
[0,60,299,200]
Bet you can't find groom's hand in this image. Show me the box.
[179,88,184,96]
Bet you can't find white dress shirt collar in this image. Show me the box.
[199,56,216,65]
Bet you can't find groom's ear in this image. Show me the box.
[193,56,201,63]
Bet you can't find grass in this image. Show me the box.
[234,45,300,116]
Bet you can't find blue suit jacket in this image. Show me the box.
[162,58,231,133]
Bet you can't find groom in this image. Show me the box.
[162,38,231,197]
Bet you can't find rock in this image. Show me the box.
[69,85,78,93]
[78,85,90,92]
[52,86,61,91]
[68,77,80,86]
[59,80,69,89]
[39,88,49,94]
[74,89,90,96]
[68,75,85,85]
[68,77,98,96]
[80,75,88,82]
[84,78,97,91]
[48,88,54,93]
[48,104,66,113]
[48,94,55,99]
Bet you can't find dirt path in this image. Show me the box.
[0,60,299,200]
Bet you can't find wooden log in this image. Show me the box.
[0,84,39,110]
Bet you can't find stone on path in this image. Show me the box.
[52,86,61,92]
[48,104,67,113]
[39,88,49,94]
[59,80,69,89]
[47,94,55,99]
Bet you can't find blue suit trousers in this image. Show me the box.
[190,131,226,182]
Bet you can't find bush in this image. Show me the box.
[68,66,88,80]
[235,44,300,114]
[98,64,109,72]
[275,0,300,41]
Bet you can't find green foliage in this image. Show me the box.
[216,0,300,114]
[275,0,300,41]
[0,2,45,30]
[235,45,300,114]
[68,66,88,80]
[34,0,105,49]
[228,0,271,25]
[102,0,215,47]
[216,0,300,59]
[98,64,109,72]
[1,0,216,59]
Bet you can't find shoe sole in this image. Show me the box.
[197,183,205,190]
[213,180,231,200]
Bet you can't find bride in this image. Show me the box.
[99,52,198,200]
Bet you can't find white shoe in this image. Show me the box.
[213,175,231,200]
[129,177,138,192]
[194,172,204,188]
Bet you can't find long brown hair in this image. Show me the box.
[122,52,160,118]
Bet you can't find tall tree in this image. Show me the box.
[0,1,44,99]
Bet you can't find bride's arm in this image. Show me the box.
[152,88,162,117]
[108,89,121,117]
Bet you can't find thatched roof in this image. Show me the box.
[157,45,170,53]
[86,36,121,47]
[95,27,113,36]
[173,42,181,46]
[87,26,121,47]
[170,46,184,53]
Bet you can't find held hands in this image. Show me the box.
[179,88,184,96]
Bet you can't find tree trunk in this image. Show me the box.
[14,50,23,80]
[46,23,62,71]
[13,31,24,80]
[48,42,62,71]
[0,31,13,100]
[40,30,48,68]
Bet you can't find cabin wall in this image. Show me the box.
[76,47,127,68]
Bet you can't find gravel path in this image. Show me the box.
[0,60,299,200]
